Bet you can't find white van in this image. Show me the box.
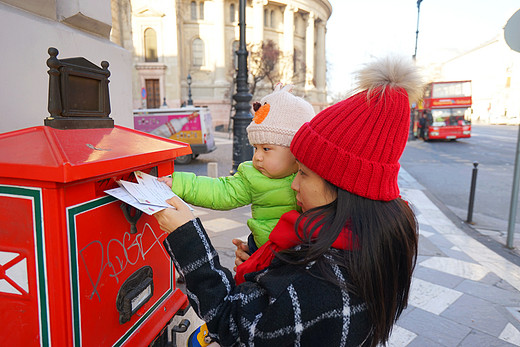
[134,107,217,164]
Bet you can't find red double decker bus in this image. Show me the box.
[413,80,472,141]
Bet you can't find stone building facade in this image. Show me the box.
[117,0,331,129]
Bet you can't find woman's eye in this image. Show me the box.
[263,147,270,152]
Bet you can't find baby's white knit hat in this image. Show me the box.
[247,84,315,147]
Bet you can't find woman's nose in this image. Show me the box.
[291,175,299,191]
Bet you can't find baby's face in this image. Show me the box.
[252,144,298,179]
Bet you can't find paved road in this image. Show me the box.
[175,131,236,178]
[401,124,520,250]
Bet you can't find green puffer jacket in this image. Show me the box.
[171,161,298,247]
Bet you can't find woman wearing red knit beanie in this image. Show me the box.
[154,56,422,347]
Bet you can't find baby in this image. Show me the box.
[161,84,315,254]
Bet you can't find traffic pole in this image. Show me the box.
[504,10,520,249]
[506,123,520,248]
[466,162,479,224]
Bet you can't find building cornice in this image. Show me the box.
[269,0,332,20]
[135,63,167,70]
[133,6,165,18]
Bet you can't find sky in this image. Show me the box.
[325,0,520,96]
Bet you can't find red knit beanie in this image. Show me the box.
[290,56,423,201]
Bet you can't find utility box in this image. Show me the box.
[0,48,192,346]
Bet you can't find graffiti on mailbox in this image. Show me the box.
[79,223,167,301]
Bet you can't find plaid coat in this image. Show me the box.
[163,218,371,346]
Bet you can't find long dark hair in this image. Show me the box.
[279,186,418,347]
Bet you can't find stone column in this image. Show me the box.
[315,20,326,92]
[305,12,315,90]
[283,4,296,82]
[214,0,227,84]
[252,0,266,44]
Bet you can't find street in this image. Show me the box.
[174,131,235,178]
[401,124,520,237]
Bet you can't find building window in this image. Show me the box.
[199,1,204,20]
[230,3,235,23]
[145,79,160,108]
[144,28,158,62]
[264,8,276,28]
[192,38,205,67]
[190,1,205,20]
[190,1,197,20]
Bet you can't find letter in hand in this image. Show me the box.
[153,196,194,233]
[232,238,250,272]
[158,176,173,188]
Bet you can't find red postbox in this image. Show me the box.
[0,48,195,346]
[0,125,191,346]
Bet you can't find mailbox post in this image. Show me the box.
[0,48,192,346]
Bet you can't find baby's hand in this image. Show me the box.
[158,176,173,188]
[232,238,250,272]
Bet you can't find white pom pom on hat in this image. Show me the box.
[290,56,424,201]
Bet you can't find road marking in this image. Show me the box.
[203,218,246,233]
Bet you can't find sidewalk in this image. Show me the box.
[172,133,520,346]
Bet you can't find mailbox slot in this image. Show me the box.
[117,266,154,324]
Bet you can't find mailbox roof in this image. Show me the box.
[0,125,191,183]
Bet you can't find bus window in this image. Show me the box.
[432,109,451,126]
[432,108,470,126]
[432,82,471,98]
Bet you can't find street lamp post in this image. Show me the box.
[187,74,193,106]
[231,0,253,174]
[413,0,423,61]
[410,0,424,141]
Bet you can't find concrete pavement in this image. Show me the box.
[171,133,520,346]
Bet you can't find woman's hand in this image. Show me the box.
[153,196,194,233]
[232,238,250,271]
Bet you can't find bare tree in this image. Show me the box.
[248,40,280,95]
[247,40,306,97]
